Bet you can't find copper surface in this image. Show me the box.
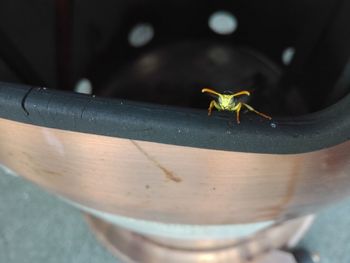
[85,213,307,263]
[0,117,350,224]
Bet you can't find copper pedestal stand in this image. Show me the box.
[85,214,313,263]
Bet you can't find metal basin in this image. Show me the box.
[0,0,350,262]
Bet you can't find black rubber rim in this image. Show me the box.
[0,81,349,154]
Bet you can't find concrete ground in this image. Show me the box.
[1,166,350,263]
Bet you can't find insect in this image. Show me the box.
[201,88,272,124]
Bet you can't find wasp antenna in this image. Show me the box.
[232,90,250,97]
[201,88,221,97]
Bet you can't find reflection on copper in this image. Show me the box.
[0,117,350,224]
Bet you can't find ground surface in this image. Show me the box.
[1,166,349,263]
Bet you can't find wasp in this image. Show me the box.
[201,88,272,124]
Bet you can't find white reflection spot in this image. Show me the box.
[209,11,238,35]
[128,23,154,47]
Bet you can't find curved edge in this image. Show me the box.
[0,81,349,154]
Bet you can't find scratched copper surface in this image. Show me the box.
[1,117,350,224]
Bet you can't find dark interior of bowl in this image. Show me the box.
[0,0,350,117]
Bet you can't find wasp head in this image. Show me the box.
[218,94,236,110]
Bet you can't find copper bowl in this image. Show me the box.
[1,0,350,261]
[1,81,350,226]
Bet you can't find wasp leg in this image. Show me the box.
[242,103,272,120]
[208,100,220,116]
[235,103,242,124]
[232,90,250,97]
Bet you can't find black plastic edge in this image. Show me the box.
[0,81,349,154]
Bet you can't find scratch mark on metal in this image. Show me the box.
[131,140,182,183]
